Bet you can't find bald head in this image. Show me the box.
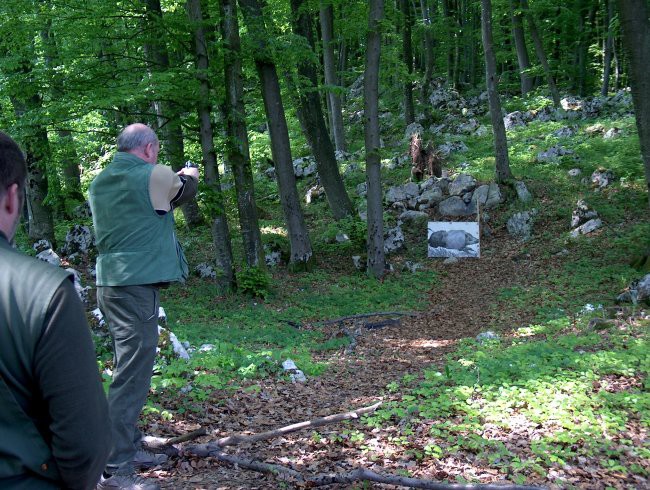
[117,124,159,164]
[117,124,158,152]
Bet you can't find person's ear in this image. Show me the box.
[3,184,20,216]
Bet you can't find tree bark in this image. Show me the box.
[144,0,203,227]
[420,0,435,102]
[186,0,235,292]
[39,23,85,211]
[509,0,534,96]
[11,95,55,245]
[238,0,314,270]
[289,0,354,220]
[220,0,265,269]
[319,2,347,152]
[401,0,415,125]
[520,0,561,107]
[601,0,614,96]
[617,0,650,206]
[481,0,514,183]
[365,0,386,279]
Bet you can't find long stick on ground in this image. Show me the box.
[315,311,417,326]
[209,452,545,489]
[185,401,382,456]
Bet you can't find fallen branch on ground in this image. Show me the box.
[185,401,382,455]
[314,311,417,327]
[143,428,207,457]
[208,452,544,489]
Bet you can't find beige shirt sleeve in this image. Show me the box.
[149,164,183,212]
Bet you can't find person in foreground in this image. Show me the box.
[89,124,198,490]
[0,131,111,489]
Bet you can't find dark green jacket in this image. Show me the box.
[88,152,188,286]
[0,233,110,489]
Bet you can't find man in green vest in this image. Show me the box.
[89,124,198,490]
[0,131,111,489]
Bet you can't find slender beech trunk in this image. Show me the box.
[442,0,455,85]
[11,95,55,245]
[401,0,415,124]
[520,0,560,107]
[238,0,314,270]
[617,0,650,206]
[186,0,235,292]
[39,23,84,211]
[145,0,203,227]
[510,0,534,96]
[319,2,347,152]
[601,0,614,96]
[365,0,386,279]
[481,0,513,183]
[420,0,435,102]
[220,0,265,268]
[290,0,353,220]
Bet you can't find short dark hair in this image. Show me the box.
[0,131,27,199]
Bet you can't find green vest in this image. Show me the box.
[88,152,189,287]
[0,234,68,488]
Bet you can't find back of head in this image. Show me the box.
[0,131,27,199]
[117,124,158,153]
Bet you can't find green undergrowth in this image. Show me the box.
[363,315,649,485]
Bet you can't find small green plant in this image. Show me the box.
[236,266,271,298]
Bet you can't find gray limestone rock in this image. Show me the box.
[61,224,95,257]
[603,127,622,140]
[384,226,405,254]
[536,145,575,163]
[591,168,615,188]
[570,218,603,237]
[571,200,599,228]
[514,181,532,202]
[36,248,62,267]
[507,210,536,241]
[419,187,444,204]
[356,182,367,197]
[405,122,425,141]
[503,111,527,130]
[402,261,423,273]
[448,173,477,196]
[439,141,469,156]
[438,196,475,217]
[568,168,582,177]
[398,210,428,223]
[617,274,650,305]
[195,263,217,279]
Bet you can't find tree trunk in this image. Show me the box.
[144,0,203,227]
[401,0,415,125]
[442,0,455,85]
[11,95,55,245]
[186,0,235,292]
[220,0,265,269]
[420,0,435,102]
[601,0,614,96]
[365,0,386,279]
[520,0,561,107]
[319,2,347,152]
[289,0,354,220]
[481,0,513,183]
[238,0,314,270]
[617,0,650,206]
[39,23,84,210]
[509,0,534,96]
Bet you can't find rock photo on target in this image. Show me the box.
[428,221,480,258]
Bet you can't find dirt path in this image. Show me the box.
[149,230,543,489]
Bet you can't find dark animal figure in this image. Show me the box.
[410,132,443,181]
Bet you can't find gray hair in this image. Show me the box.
[117,124,158,152]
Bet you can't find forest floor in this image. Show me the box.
[144,227,556,489]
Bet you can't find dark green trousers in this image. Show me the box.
[97,285,159,473]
